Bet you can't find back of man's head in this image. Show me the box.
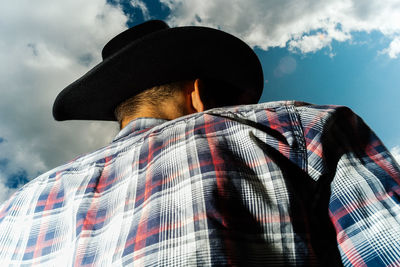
[114,78,252,129]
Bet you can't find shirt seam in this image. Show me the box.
[286,104,308,172]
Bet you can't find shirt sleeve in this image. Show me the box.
[298,105,400,266]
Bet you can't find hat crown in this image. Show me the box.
[101,20,169,59]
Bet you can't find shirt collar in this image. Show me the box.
[112,117,168,142]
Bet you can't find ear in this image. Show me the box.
[191,79,205,112]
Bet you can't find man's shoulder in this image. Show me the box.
[204,100,347,116]
[198,100,351,126]
[141,101,354,141]
[206,100,303,114]
[0,138,122,213]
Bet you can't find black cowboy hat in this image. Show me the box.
[52,20,264,121]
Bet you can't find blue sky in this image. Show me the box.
[1,0,400,202]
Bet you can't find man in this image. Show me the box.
[1,20,399,266]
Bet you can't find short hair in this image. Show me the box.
[114,81,187,125]
[114,79,245,126]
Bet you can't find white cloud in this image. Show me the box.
[0,168,19,204]
[391,146,400,165]
[381,37,400,59]
[0,181,17,204]
[0,0,126,196]
[130,0,151,20]
[160,0,400,55]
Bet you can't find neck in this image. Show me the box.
[120,101,190,129]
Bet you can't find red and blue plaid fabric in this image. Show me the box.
[1,101,399,266]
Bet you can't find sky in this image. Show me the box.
[1,0,400,202]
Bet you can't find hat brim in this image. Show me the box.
[52,26,264,121]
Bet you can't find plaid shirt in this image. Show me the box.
[1,101,399,266]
